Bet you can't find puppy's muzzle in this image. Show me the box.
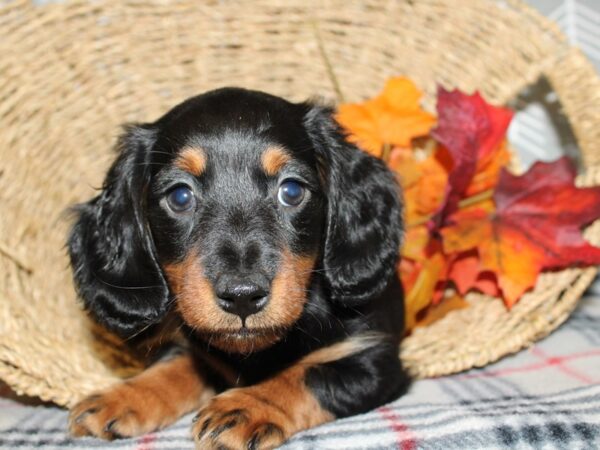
[215,276,269,321]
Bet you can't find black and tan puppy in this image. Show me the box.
[67,87,409,449]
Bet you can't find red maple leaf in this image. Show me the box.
[430,88,513,230]
[441,157,600,306]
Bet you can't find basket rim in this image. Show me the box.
[0,0,599,406]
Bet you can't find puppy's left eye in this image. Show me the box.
[278,180,305,207]
[166,186,195,212]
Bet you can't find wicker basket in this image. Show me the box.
[1,0,599,407]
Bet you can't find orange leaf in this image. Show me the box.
[441,209,546,305]
[399,258,420,295]
[442,158,600,306]
[401,226,431,261]
[389,146,423,188]
[336,77,436,157]
[391,145,450,227]
[414,294,469,329]
[465,140,511,197]
[447,250,500,298]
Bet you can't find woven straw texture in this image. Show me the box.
[1,0,599,407]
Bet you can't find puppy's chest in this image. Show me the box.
[192,336,309,385]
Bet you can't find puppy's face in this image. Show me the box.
[145,90,325,352]
[68,88,402,349]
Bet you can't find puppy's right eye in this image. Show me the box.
[278,180,305,207]
[166,186,195,212]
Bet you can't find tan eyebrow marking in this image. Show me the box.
[261,146,291,176]
[175,147,207,176]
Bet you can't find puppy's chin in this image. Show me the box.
[198,326,288,354]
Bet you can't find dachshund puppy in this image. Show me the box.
[67,87,409,449]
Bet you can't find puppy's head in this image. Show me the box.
[68,88,402,352]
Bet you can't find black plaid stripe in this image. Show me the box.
[2,386,599,449]
[0,403,598,449]
[280,386,600,449]
[493,422,598,450]
[2,295,599,449]
[567,295,600,345]
[410,422,599,450]
[568,312,600,346]
[435,372,526,404]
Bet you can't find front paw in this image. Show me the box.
[193,389,288,450]
[69,385,162,439]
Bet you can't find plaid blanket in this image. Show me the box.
[1,294,598,450]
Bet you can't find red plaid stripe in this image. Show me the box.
[457,348,600,383]
[379,406,417,450]
[135,432,156,450]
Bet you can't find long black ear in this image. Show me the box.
[303,104,403,305]
[68,124,170,338]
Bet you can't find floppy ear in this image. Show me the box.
[67,124,170,338]
[303,104,403,305]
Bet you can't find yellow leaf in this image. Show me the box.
[404,252,446,331]
[415,294,469,329]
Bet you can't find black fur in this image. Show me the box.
[304,105,403,305]
[68,87,409,425]
[68,125,170,337]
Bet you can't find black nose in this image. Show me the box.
[215,278,268,321]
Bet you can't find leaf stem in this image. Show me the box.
[381,143,392,162]
[457,189,494,208]
[407,189,494,229]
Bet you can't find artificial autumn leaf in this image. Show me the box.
[414,294,469,329]
[401,226,431,260]
[441,157,600,306]
[403,251,446,331]
[400,258,427,330]
[389,146,423,188]
[345,77,600,319]
[465,140,511,198]
[446,250,500,298]
[396,90,514,315]
[399,258,420,293]
[336,77,436,157]
[429,89,513,229]
[390,144,451,227]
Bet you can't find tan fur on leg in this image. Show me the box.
[70,354,214,439]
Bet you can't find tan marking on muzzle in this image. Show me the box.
[246,250,316,330]
[164,253,236,332]
[164,249,316,354]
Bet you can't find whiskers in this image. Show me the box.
[90,268,164,290]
